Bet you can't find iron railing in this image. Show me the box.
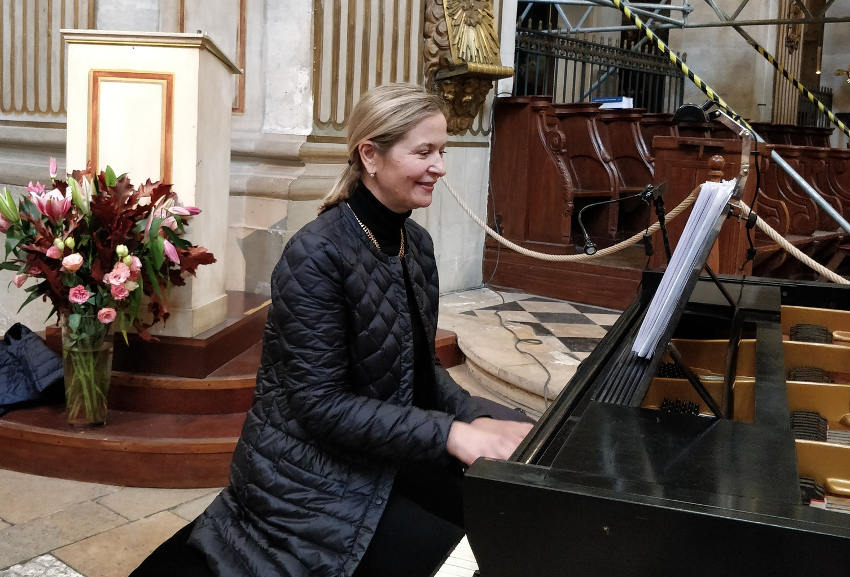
[797,85,833,127]
[514,28,685,113]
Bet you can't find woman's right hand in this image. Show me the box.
[446,418,534,466]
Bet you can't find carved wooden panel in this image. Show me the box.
[640,113,676,156]
[650,137,759,275]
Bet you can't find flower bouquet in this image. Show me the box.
[0,159,215,425]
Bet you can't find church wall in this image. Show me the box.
[95,0,159,30]
[0,0,501,333]
[668,0,780,123]
[822,1,849,148]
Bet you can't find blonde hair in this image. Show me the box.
[319,83,447,212]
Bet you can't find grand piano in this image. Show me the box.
[464,181,850,574]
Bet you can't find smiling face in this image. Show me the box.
[359,113,448,213]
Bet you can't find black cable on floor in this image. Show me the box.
[487,287,555,409]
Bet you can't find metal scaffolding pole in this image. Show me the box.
[703,0,849,139]
[605,0,850,235]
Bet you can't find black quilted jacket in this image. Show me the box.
[189,202,486,577]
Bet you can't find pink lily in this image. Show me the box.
[27,181,46,195]
[49,157,58,179]
[167,205,201,216]
[29,187,72,223]
[0,213,9,233]
[13,274,27,288]
[163,239,180,264]
[161,216,179,231]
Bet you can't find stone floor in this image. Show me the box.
[438,287,622,417]
[0,287,620,577]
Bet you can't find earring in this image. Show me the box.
[369,172,375,178]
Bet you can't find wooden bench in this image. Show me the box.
[650,136,759,275]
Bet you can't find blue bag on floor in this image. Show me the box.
[0,323,64,416]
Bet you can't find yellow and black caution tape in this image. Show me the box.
[610,0,849,140]
[747,37,850,139]
[609,0,746,127]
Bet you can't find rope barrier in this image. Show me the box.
[442,179,849,285]
[441,179,699,262]
[733,200,850,285]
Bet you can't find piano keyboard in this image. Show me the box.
[435,536,478,577]
[827,429,850,445]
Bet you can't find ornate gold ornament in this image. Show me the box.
[784,2,804,54]
[423,0,513,134]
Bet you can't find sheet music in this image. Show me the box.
[632,179,737,358]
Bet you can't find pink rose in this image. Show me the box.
[61,253,84,272]
[128,256,142,281]
[46,245,62,259]
[97,307,117,324]
[110,283,129,300]
[69,285,91,304]
[13,274,27,288]
[108,262,131,285]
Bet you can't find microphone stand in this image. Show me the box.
[576,184,668,257]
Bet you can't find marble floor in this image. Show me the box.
[0,287,620,577]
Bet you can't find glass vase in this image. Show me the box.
[61,315,114,427]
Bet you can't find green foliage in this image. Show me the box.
[2,163,215,342]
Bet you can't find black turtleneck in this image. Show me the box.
[346,181,436,410]
[347,181,410,257]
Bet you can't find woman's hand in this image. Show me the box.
[446,417,534,466]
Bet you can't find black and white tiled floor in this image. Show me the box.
[458,295,621,357]
[439,288,623,416]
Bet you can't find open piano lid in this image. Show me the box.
[463,181,850,575]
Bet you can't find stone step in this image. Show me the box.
[0,328,464,488]
[0,406,244,488]
[108,342,260,414]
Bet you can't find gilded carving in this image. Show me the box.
[784,2,804,54]
[423,0,513,135]
[424,0,453,83]
[444,0,501,65]
[431,76,494,134]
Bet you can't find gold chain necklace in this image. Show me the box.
[349,205,405,257]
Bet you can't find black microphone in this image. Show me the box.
[583,237,597,255]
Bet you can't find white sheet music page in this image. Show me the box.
[631,179,737,358]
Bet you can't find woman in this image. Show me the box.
[133,83,532,577]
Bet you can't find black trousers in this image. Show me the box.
[352,460,466,577]
[131,400,529,577]
[129,519,213,577]
[129,460,464,577]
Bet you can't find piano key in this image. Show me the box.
[435,536,478,577]
[827,429,850,445]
